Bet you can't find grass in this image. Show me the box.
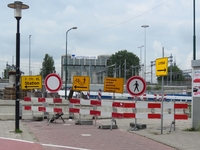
[15,129,22,133]
[183,127,197,132]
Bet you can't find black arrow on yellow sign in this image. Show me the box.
[74,85,87,89]
[25,85,40,89]
[157,68,167,72]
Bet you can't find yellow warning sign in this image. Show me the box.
[21,75,42,89]
[73,76,90,91]
[104,77,124,93]
[156,57,168,76]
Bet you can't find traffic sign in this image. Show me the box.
[21,75,42,90]
[45,73,62,92]
[156,57,168,76]
[73,76,90,91]
[126,76,146,96]
[104,77,124,93]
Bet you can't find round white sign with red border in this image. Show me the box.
[126,76,146,96]
[45,73,62,92]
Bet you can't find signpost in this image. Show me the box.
[72,76,90,91]
[104,77,124,93]
[45,73,62,92]
[21,75,42,89]
[156,57,168,76]
[156,48,168,134]
[126,76,146,131]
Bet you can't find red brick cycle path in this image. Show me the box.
[24,119,176,150]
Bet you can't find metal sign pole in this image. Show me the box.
[135,96,137,130]
[161,47,164,134]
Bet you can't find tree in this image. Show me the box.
[108,50,140,79]
[157,65,185,82]
[40,54,56,79]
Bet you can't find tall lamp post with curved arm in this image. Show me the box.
[65,27,77,99]
[8,1,29,131]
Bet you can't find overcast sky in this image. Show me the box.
[0,0,199,82]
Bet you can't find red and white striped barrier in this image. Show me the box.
[69,99,188,120]
[98,89,102,100]
[24,97,63,113]
[69,108,187,120]
[24,106,62,113]
[87,92,90,100]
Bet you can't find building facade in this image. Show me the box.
[61,54,110,84]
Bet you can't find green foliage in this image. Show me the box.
[183,128,197,132]
[108,50,139,79]
[146,85,152,91]
[40,54,56,79]
[157,65,185,82]
[154,84,161,90]
[15,129,22,133]
[3,68,11,79]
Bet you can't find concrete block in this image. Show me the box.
[75,120,93,125]
[130,123,146,129]
[98,125,118,129]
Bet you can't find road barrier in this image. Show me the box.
[23,97,64,124]
[98,89,101,100]
[69,98,188,120]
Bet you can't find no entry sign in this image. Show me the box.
[45,73,62,92]
[126,76,146,96]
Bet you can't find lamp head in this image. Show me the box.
[72,27,77,29]
[141,25,149,28]
[8,1,29,19]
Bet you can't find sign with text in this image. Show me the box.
[104,77,124,93]
[21,75,42,89]
[156,57,168,76]
[73,76,90,91]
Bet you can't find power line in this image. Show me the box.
[75,0,169,34]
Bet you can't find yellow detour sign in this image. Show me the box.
[156,57,168,76]
[104,77,124,93]
[21,75,42,89]
[73,76,90,91]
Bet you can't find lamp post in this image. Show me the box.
[29,35,31,75]
[65,27,77,99]
[193,0,196,60]
[141,25,149,81]
[138,45,144,77]
[118,55,122,78]
[8,1,29,131]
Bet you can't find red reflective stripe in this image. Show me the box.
[24,106,31,110]
[70,99,80,104]
[90,110,101,116]
[54,108,62,113]
[174,104,188,109]
[174,114,188,120]
[53,98,62,103]
[91,100,101,106]
[24,97,31,102]
[112,113,123,118]
[148,114,161,119]
[69,108,80,113]
[38,98,46,102]
[123,113,135,118]
[38,107,46,112]
[148,103,161,108]
[112,102,124,107]
[124,103,135,108]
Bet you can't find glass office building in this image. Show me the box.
[61,54,110,84]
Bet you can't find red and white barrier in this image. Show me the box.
[69,98,188,120]
[98,89,101,100]
[87,92,90,100]
[24,106,62,113]
[24,97,63,113]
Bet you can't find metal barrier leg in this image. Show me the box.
[169,121,175,132]
[110,118,116,130]
[47,115,54,125]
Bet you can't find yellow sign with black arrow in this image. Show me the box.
[21,75,42,89]
[73,76,90,91]
[156,57,168,76]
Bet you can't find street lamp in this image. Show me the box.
[29,35,31,75]
[138,45,144,77]
[193,0,196,60]
[65,27,77,99]
[118,55,122,78]
[141,25,149,81]
[8,1,29,131]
